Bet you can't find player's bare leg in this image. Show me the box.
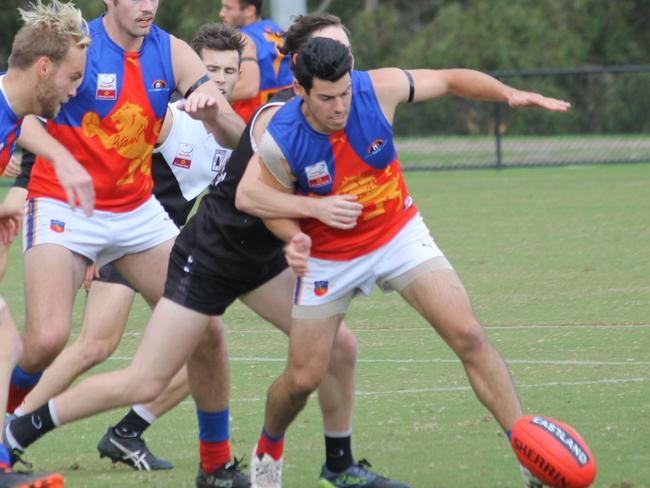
[112,238,175,307]
[400,268,524,430]
[240,269,357,432]
[8,245,87,412]
[18,281,134,414]
[186,315,248,486]
[251,315,342,487]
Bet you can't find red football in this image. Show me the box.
[511,415,596,488]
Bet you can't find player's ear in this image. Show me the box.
[35,56,53,80]
[292,80,305,99]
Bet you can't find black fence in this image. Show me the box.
[394,65,650,170]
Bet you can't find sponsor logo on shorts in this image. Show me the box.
[314,280,329,297]
[50,219,65,233]
[305,161,332,188]
[96,73,117,100]
[173,143,194,169]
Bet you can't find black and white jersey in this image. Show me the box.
[172,89,294,281]
[152,101,232,227]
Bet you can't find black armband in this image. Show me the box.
[403,69,415,103]
[184,74,211,99]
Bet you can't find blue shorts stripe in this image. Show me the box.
[293,276,302,305]
[25,199,36,249]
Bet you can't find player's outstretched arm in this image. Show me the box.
[371,67,570,124]
[18,115,95,216]
[170,35,245,148]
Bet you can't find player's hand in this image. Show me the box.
[2,155,21,178]
[0,204,21,245]
[507,90,571,112]
[312,194,362,229]
[284,232,311,277]
[53,155,95,217]
[178,93,220,122]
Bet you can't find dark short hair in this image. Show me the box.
[281,13,350,57]
[294,37,352,93]
[190,22,245,59]
[239,0,262,15]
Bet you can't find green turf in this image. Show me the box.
[1,163,649,487]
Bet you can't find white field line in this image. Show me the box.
[175,377,648,405]
[108,356,650,366]
[115,323,650,338]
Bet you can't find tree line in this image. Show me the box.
[2,0,648,135]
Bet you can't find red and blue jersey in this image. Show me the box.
[28,17,176,212]
[267,70,417,260]
[233,19,292,123]
[0,75,23,174]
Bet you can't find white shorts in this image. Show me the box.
[293,213,453,318]
[23,196,179,267]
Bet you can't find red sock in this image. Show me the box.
[7,384,33,414]
[256,429,284,461]
[199,439,231,473]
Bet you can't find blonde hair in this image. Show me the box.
[9,0,90,69]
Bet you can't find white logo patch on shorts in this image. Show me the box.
[305,161,332,188]
[96,73,117,100]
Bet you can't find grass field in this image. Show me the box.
[1,163,649,487]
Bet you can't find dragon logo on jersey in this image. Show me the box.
[82,102,161,187]
[263,28,286,78]
[314,280,329,297]
[337,165,403,221]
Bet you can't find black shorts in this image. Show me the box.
[97,263,135,290]
[163,241,288,316]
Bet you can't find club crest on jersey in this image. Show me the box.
[172,143,194,169]
[368,139,384,154]
[96,74,117,100]
[50,219,65,233]
[314,280,329,297]
[210,149,228,187]
[305,161,332,188]
[150,79,167,90]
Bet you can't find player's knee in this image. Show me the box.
[76,339,114,370]
[450,321,487,358]
[126,374,168,404]
[22,328,68,368]
[286,367,323,399]
[331,327,358,368]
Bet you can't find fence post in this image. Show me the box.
[494,102,503,169]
